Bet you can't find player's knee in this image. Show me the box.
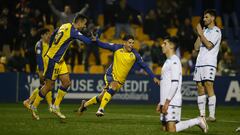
[167,127,176,132]
[204,81,213,89]
[110,81,120,90]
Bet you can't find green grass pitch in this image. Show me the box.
[0,103,239,135]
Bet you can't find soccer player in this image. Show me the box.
[78,34,160,117]
[157,37,208,133]
[29,14,92,120]
[23,28,53,112]
[194,9,222,122]
[236,127,240,132]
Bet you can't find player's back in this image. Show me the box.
[47,23,73,62]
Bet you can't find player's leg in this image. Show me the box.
[175,117,208,133]
[203,66,217,121]
[52,73,71,119]
[78,74,110,115]
[194,67,207,117]
[77,89,105,116]
[45,90,53,112]
[23,87,40,110]
[96,81,121,116]
[30,79,54,120]
[204,80,216,121]
[197,82,207,117]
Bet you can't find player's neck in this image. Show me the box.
[207,23,215,29]
[166,51,175,58]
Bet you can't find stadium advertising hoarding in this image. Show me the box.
[0,73,239,105]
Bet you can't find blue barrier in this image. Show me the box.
[0,73,239,105]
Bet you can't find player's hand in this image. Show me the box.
[156,104,161,113]
[153,77,160,85]
[162,99,170,115]
[92,33,97,41]
[196,23,203,37]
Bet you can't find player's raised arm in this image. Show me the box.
[196,23,214,50]
[194,37,201,51]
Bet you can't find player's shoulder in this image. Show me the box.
[35,40,43,48]
[131,49,141,56]
[213,26,221,34]
[170,55,181,65]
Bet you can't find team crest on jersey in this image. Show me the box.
[130,54,134,58]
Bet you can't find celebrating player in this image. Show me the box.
[23,28,53,112]
[78,34,160,117]
[157,37,208,133]
[29,14,92,120]
[194,9,222,121]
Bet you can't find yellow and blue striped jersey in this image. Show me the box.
[47,23,91,62]
[95,40,155,84]
[35,40,49,71]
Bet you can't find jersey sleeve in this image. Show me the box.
[70,27,92,44]
[134,50,155,79]
[167,61,181,100]
[95,40,121,51]
[35,42,44,71]
[207,29,221,46]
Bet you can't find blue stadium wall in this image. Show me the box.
[0,73,239,105]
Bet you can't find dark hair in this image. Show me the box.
[204,9,216,18]
[73,13,88,23]
[165,36,179,50]
[38,28,49,36]
[122,34,134,41]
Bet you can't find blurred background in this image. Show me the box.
[0,0,239,76]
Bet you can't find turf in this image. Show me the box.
[0,103,239,135]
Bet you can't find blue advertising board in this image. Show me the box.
[0,73,239,105]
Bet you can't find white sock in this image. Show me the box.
[176,118,200,132]
[197,95,207,116]
[208,95,216,118]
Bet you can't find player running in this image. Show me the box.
[78,34,160,117]
[157,37,208,133]
[29,14,92,120]
[194,9,222,122]
[23,28,53,112]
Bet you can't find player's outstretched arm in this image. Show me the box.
[134,51,160,85]
[92,39,120,52]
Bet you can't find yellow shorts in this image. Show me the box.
[43,56,68,80]
[103,74,123,90]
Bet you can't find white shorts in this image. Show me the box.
[193,66,216,82]
[160,105,181,123]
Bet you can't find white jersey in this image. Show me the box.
[160,55,182,106]
[196,26,222,67]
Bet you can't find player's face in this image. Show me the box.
[203,13,214,26]
[76,19,87,31]
[161,40,171,54]
[124,39,134,52]
[42,32,51,42]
